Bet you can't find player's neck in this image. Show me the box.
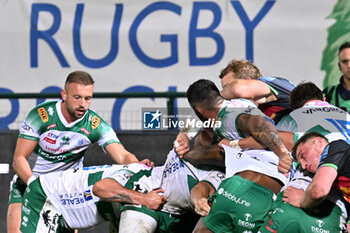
[61,102,75,123]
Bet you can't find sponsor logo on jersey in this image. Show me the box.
[238,219,255,229]
[21,122,34,132]
[44,137,56,144]
[43,146,68,155]
[244,105,255,113]
[236,152,243,159]
[47,124,56,130]
[80,127,90,135]
[78,139,85,146]
[38,107,49,122]
[311,219,329,233]
[302,107,345,114]
[21,215,29,227]
[217,188,251,207]
[209,172,225,183]
[237,213,255,229]
[84,190,93,201]
[91,116,100,129]
[48,106,54,116]
[60,136,70,146]
[244,213,252,221]
[265,218,278,233]
[60,192,93,205]
[47,132,58,139]
[22,206,31,215]
[163,158,185,179]
[24,199,29,206]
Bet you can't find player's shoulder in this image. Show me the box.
[259,76,296,88]
[85,109,110,128]
[31,100,58,111]
[25,100,58,123]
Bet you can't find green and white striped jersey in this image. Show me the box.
[19,100,120,176]
[277,100,350,143]
[39,163,150,229]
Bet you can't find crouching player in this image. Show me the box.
[191,145,291,233]
[20,163,166,233]
[118,148,225,233]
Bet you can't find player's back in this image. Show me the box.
[40,164,148,229]
[277,100,350,143]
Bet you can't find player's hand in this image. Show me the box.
[282,186,304,208]
[193,197,211,216]
[278,153,293,175]
[139,159,154,167]
[218,139,230,148]
[174,132,190,158]
[143,188,167,210]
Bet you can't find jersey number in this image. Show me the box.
[326,118,350,142]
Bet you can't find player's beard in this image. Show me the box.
[68,106,86,121]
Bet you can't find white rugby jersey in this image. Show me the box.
[19,100,120,176]
[277,100,350,143]
[224,145,290,186]
[40,163,150,229]
[150,149,225,215]
[214,99,268,140]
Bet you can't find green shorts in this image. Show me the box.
[204,175,276,233]
[20,178,72,233]
[8,175,27,204]
[258,191,345,233]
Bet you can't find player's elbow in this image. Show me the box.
[231,85,247,98]
[92,181,104,197]
[12,157,20,174]
[310,185,328,200]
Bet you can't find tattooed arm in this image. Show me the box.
[237,114,292,174]
[92,178,167,210]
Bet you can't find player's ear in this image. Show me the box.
[61,89,67,101]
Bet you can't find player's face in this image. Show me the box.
[295,139,322,173]
[221,72,236,88]
[62,82,93,121]
[339,47,350,80]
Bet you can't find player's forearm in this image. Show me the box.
[183,145,224,167]
[100,188,164,211]
[100,192,133,203]
[301,173,330,208]
[220,84,236,100]
[239,114,289,156]
[122,152,139,164]
[300,188,325,209]
[93,180,134,203]
[110,151,139,164]
[190,181,214,206]
[12,156,33,184]
[106,143,139,164]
